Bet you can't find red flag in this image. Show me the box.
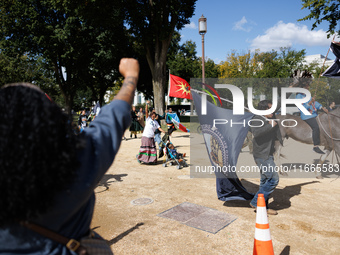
[169,74,191,99]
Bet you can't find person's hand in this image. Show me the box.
[146,100,150,105]
[119,58,139,79]
[269,119,277,127]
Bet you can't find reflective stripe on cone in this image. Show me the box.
[253,194,274,255]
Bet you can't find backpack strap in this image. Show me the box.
[20,221,88,255]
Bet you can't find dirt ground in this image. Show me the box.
[91,131,340,255]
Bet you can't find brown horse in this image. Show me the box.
[275,108,340,178]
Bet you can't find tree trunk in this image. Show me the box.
[59,87,73,115]
[53,61,73,115]
[152,65,166,116]
[146,38,170,116]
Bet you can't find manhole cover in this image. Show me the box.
[131,198,154,206]
[177,175,192,179]
[158,202,237,234]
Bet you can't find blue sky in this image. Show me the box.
[180,0,336,63]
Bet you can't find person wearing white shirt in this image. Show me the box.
[137,101,166,164]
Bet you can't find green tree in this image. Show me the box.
[124,0,197,115]
[276,47,307,77]
[194,58,219,79]
[0,52,38,86]
[218,50,258,78]
[299,0,340,37]
[167,36,199,82]
[218,47,308,79]
[0,0,128,112]
[0,51,58,93]
[254,50,281,78]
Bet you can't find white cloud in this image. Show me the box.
[251,21,333,52]
[184,21,197,29]
[233,16,253,32]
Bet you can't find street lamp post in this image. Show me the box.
[199,15,207,114]
[199,15,207,83]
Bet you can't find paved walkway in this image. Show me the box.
[92,131,340,255]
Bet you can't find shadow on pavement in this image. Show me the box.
[280,245,291,255]
[96,174,128,193]
[223,179,319,212]
[108,223,144,246]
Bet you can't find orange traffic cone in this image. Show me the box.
[253,194,274,255]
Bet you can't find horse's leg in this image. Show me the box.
[274,140,288,176]
[315,149,331,179]
[274,141,281,165]
[246,132,253,154]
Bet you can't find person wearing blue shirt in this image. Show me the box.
[0,58,139,254]
[296,82,329,154]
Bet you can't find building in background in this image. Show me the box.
[133,91,146,106]
[304,54,334,68]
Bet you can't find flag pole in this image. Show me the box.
[315,35,336,98]
[166,70,170,111]
[319,35,336,79]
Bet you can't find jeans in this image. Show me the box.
[250,155,279,208]
[154,133,162,148]
[304,117,320,146]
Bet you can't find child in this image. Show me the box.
[167,143,186,162]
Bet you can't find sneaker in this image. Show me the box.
[313,146,325,154]
[267,209,278,215]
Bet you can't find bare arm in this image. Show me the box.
[158,127,166,133]
[114,58,139,105]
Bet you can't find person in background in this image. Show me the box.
[328,101,336,111]
[78,109,88,132]
[296,81,328,154]
[151,108,166,157]
[137,107,145,130]
[249,100,283,216]
[167,143,186,162]
[0,58,139,254]
[137,101,166,164]
[165,108,177,135]
[129,106,139,138]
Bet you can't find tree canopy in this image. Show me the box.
[0,0,129,112]
[1,0,337,112]
[299,0,340,37]
[123,0,197,115]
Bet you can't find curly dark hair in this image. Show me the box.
[257,100,272,110]
[0,83,80,226]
